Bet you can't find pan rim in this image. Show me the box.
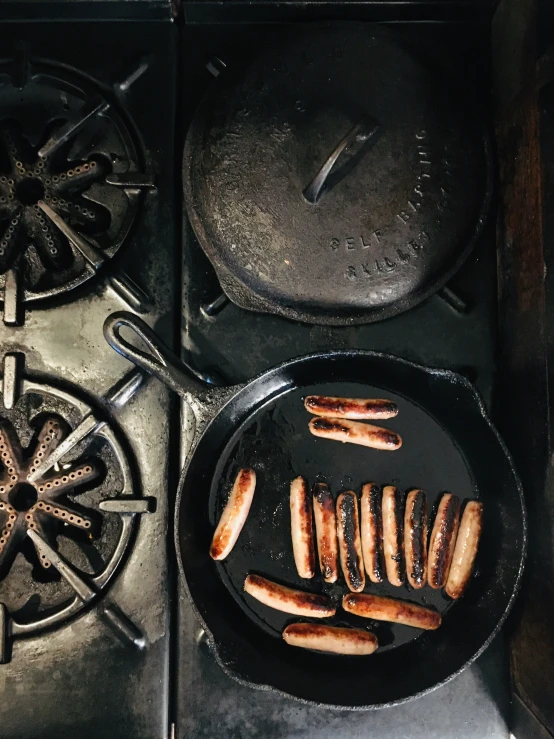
[174,349,527,709]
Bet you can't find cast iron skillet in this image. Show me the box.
[103,311,526,710]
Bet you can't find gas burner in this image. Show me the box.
[0,354,151,660]
[0,52,156,324]
[0,416,99,576]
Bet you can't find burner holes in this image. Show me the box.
[84,521,91,528]
[15,177,45,206]
[9,483,38,512]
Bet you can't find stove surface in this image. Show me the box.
[0,16,178,739]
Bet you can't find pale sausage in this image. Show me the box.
[445,500,483,599]
[360,483,385,583]
[312,482,339,583]
[283,623,378,655]
[290,476,316,578]
[304,396,398,420]
[210,468,256,561]
[308,417,402,451]
[244,574,335,617]
[342,593,441,630]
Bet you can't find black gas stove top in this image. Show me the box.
[0,2,523,738]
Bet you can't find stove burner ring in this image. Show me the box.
[0,58,149,308]
[0,372,142,647]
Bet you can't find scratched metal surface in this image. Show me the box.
[0,19,177,739]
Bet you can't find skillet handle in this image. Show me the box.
[103,311,206,398]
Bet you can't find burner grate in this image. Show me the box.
[0,355,151,659]
[0,54,156,323]
[0,416,99,575]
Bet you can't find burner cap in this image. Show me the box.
[184,24,492,325]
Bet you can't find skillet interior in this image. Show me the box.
[176,352,525,708]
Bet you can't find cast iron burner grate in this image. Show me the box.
[0,415,98,574]
[0,50,156,325]
[0,353,152,661]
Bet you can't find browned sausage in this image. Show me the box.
[283,623,378,655]
[404,489,428,589]
[342,593,441,630]
[336,491,365,592]
[428,493,461,588]
[244,574,335,617]
[312,482,339,583]
[308,417,402,451]
[304,396,398,420]
[290,476,315,579]
[210,468,256,561]
[445,501,483,599]
[360,483,385,583]
[382,485,405,586]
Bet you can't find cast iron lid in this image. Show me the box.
[183,24,492,325]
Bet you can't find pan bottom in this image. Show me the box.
[210,380,476,653]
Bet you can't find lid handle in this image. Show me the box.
[303,117,380,204]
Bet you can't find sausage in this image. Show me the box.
[381,485,405,586]
[428,493,461,589]
[290,476,316,579]
[336,491,365,592]
[304,395,398,420]
[360,483,385,583]
[244,574,335,617]
[308,417,402,451]
[312,482,339,583]
[282,623,378,655]
[210,468,256,560]
[445,500,483,599]
[342,593,441,630]
[404,489,428,589]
